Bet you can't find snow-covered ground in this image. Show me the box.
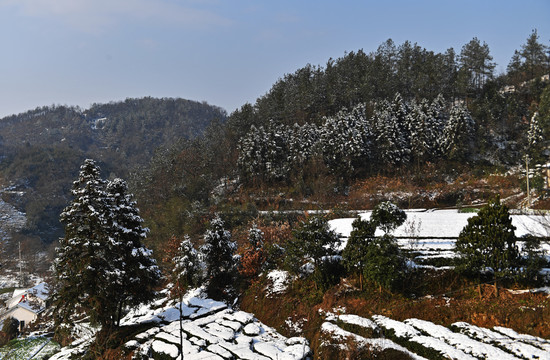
[49,288,311,360]
[329,210,550,263]
[320,311,550,360]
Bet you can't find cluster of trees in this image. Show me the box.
[50,160,547,350]
[455,196,546,292]
[0,98,226,244]
[237,94,474,185]
[52,160,161,335]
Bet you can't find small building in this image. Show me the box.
[0,282,49,332]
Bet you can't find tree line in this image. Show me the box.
[237,94,474,187]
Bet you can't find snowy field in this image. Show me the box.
[329,210,550,266]
[321,311,550,359]
[49,288,311,360]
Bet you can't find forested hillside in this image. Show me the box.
[135,31,550,252]
[0,97,226,242]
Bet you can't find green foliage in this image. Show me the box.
[342,216,376,276]
[362,235,407,291]
[1,317,19,341]
[371,201,407,234]
[343,203,408,292]
[201,215,237,301]
[285,215,342,288]
[519,235,547,284]
[454,196,520,283]
[52,159,160,332]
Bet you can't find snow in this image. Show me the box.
[321,322,428,360]
[152,340,179,358]
[266,270,290,296]
[404,318,520,360]
[453,322,550,359]
[329,210,550,266]
[330,209,550,241]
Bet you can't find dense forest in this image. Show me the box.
[1,29,550,360]
[0,98,227,242]
[0,30,549,258]
[134,30,550,251]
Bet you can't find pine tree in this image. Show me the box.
[53,159,160,332]
[372,94,411,167]
[362,234,406,292]
[170,235,201,359]
[104,178,161,326]
[285,215,342,289]
[442,103,475,161]
[53,159,111,329]
[370,201,407,234]
[454,196,520,294]
[319,103,372,184]
[201,215,237,301]
[349,202,408,292]
[342,217,377,290]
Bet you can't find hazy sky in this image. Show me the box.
[0,0,548,118]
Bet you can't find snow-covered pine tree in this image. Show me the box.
[288,122,320,169]
[372,94,411,167]
[527,112,544,162]
[409,96,446,165]
[201,215,237,301]
[427,94,449,158]
[237,124,265,182]
[442,102,475,161]
[104,178,161,326]
[54,159,111,329]
[319,103,372,184]
[237,121,293,184]
[53,160,160,333]
[169,235,201,360]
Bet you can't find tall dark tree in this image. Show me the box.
[454,196,520,294]
[458,37,495,98]
[342,216,377,290]
[201,215,237,301]
[52,159,160,333]
[285,215,342,290]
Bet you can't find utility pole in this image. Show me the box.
[18,240,23,287]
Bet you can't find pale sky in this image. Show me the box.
[0,0,548,118]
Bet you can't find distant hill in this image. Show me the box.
[0,97,227,243]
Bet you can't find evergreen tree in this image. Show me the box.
[362,234,406,292]
[53,159,111,329]
[370,201,407,234]
[103,178,161,327]
[319,103,372,184]
[285,215,342,290]
[342,216,377,290]
[53,159,160,333]
[372,94,411,167]
[170,235,201,359]
[454,196,520,292]
[458,37,495,98]
[442,103,475,161]
[344,202,408,292]
[201,215,237,301]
